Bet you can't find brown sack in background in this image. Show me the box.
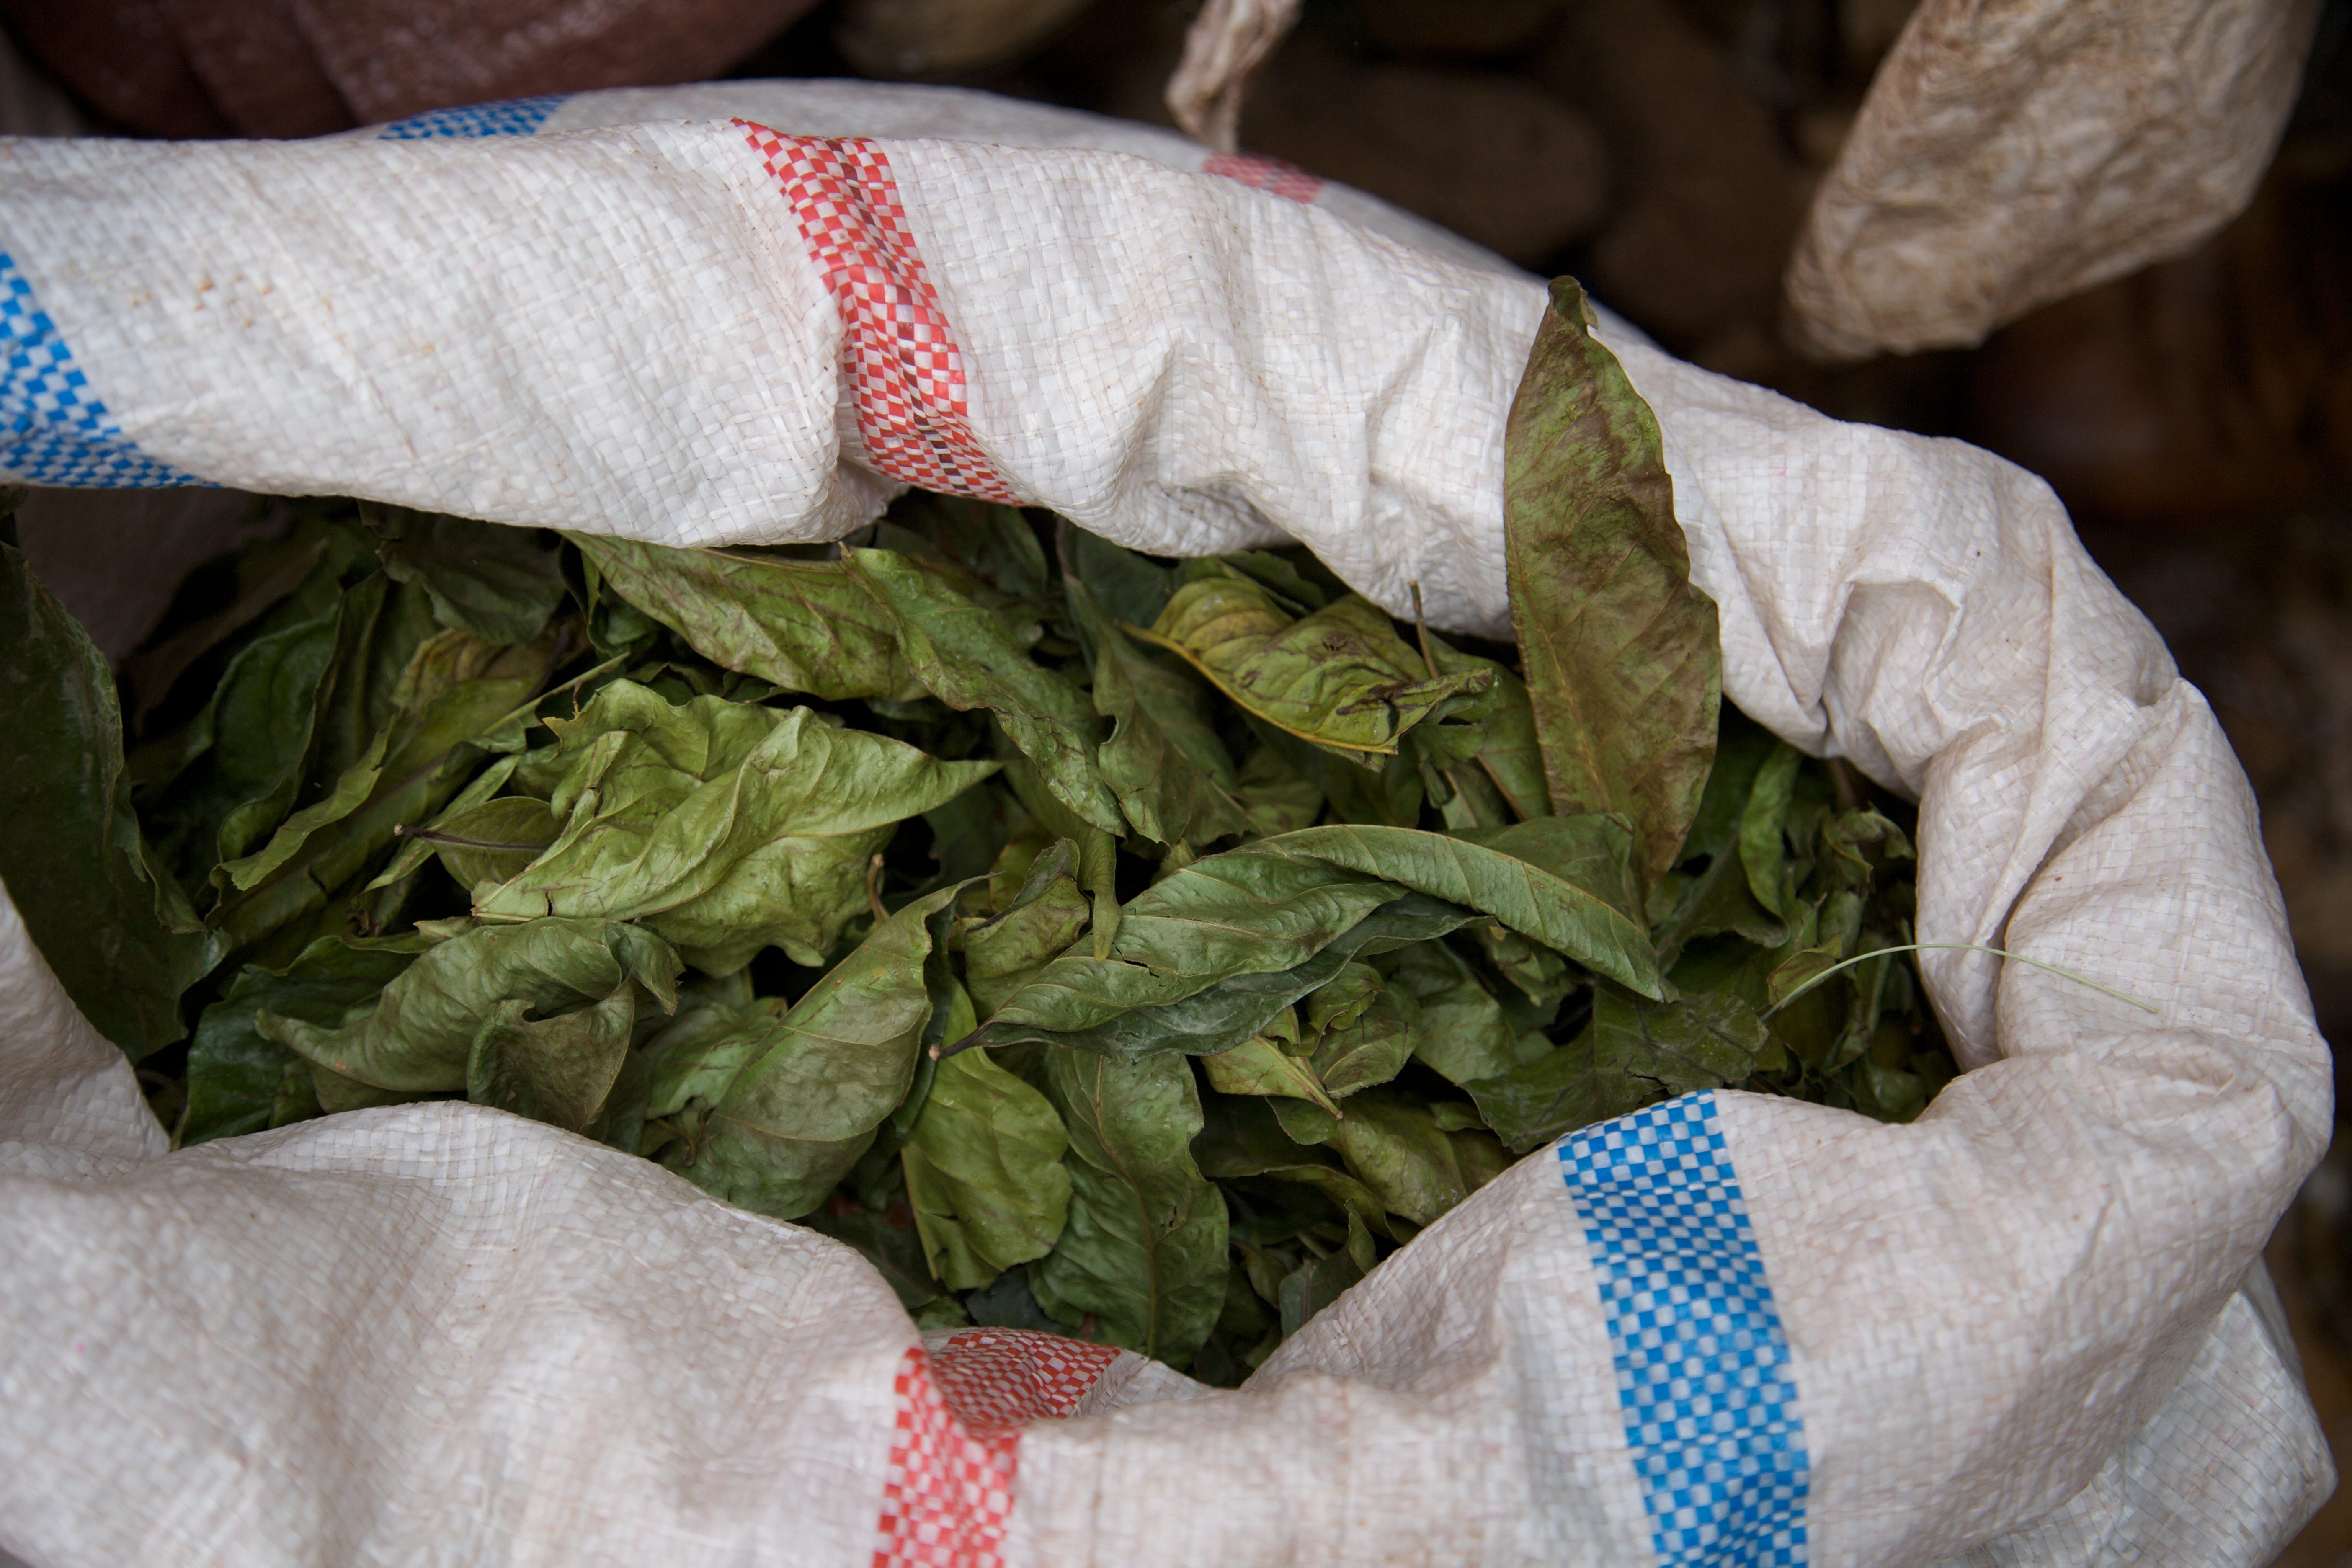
[1785,0,2324,361]
[1,0,822,137]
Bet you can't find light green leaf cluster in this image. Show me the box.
[469,680,995,970]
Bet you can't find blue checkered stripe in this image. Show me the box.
[0,254,199,488]
[1560,1092,1808,1568]
[378,94,569,139]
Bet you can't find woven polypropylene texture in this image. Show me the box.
[924,1331,1124,1432]
[1200,152,1323,204]
[871,1334,1123,1568]
[0,254,198,488]
[378,94,570,139]
[524,81,1497,276]
[1561,1095,1807,1568]
[740,124,1020,503]
[876,1347,1021,1568]
[0,81,2333,1568]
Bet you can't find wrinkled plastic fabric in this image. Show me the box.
[0,83,2333,1568]
[1782,0,2324,359]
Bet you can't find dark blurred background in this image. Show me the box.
[7,0,2352,1551]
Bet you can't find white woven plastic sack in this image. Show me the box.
[0,82,2334,1568]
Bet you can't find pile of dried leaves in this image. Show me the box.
[0,283,1952,1382]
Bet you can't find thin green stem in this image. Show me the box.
[1760,942,2160,1020]
[477,651,629,740]
[390,826,551,852]
[1409,581,1438,680]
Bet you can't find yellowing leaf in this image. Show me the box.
[1202,1032,1344,1119]
[1135,575,1490,764]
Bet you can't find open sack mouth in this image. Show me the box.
[0,81,2329,1568]
[0,277,1966,1380]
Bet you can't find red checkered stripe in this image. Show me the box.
[873,1331,1123,1568]
[1202,152,1325,205]
[931,1328,1123,1431]
[738,121,1021,505]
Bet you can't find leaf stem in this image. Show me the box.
[389,826,552,852]
[478,651,629,740]
[1409,581,1437,680]
[1761,942,2160,1020]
